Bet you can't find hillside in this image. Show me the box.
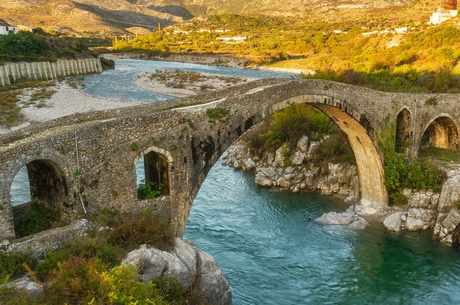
[0,0,428,36]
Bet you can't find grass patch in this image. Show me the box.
[13,201,63,238]
[30,88,56,102]
[0,81,55,127]
[419,147,460,163]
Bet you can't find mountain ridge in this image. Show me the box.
[0,0,428,35]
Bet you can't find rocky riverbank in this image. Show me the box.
[5,238,232,305]
[223,122,460,246]
[223,124,359,203]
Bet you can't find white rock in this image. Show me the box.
[441,208,460,232]
[198,251,232,305]
[291,151,306,165]
[439,174,460,212]
[384,212,402,231]
[296,135,309,153]
[405,217,424,231]
[5,275,42,297]
[242,158,256,171]
[307,141,321,158]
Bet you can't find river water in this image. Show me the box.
[11,60,460,304]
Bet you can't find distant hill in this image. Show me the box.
[0,0,435,36]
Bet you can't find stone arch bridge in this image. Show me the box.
[1,78,459,242]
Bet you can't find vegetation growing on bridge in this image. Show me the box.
[377,119,443,205]
[0,209,201,304]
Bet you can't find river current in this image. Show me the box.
[11,60,460,304]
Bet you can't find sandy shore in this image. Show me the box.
[134,70,254,98]
[0,81,141,135]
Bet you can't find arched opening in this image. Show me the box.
[395,108,411,153]
[419,116,459,152]
[9,160,69,238]
[310,103,387,207]
[136,150,171,199]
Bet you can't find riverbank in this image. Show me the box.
[224,119,460,246]
[103,51,314,75]
[0,78,141,135]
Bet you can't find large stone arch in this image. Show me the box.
[395,107,412,153]
[420,114,459,151]
[176,93,388,236]
[267,94,387,207]
[133,146,174,199]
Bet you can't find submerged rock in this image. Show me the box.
[316,207,368,229]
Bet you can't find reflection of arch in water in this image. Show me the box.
[420,114,459,150]
[395,108,412,153]
[7,157,70,238]
[134,146,173,199]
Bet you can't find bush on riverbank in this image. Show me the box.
[0,208,188,305]
[248,104,355,164]
[378,119,444,204]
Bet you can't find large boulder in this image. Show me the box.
[316,207,368,229]
[124,238,232,303]
[242,158,256,171]
[198,251,232,305]
[384,212,402,232]
[438,174,460,213]
[405,217,424,231]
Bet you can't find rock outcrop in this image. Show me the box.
[382,169,460,246]
[4,238,232,305]
[223,134,359,202]
[124,238,232,305]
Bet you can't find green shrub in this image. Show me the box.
[260,104,313,149]
[130,142,139,151]
[317,126,355,164]
[14,201,62,238]
[0,253,34,283]
[389,192,408,206]
[107,210,175,252]
[137,180,164,199]
[404,159,443,191]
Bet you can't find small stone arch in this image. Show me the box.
[420,114,459,151]
[134,147,173,199]
[395,107,412,153]
[5,154,72,238]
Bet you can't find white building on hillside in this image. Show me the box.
[216,36,247,43]
[0,19,18,35]
[430,8,458,25]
